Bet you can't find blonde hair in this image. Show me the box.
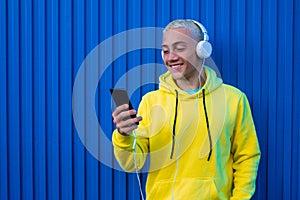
[163,19,203,41]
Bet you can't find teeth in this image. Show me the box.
[171,64,182,68]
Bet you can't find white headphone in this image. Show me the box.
[192,20,212,59]
[161,20,212,60]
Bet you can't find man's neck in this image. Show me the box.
[175,70,206,90]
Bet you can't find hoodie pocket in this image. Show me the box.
[147,178,220,200]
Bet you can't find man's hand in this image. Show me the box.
[112,104,143,135]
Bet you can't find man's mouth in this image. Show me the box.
[169,63,184,69]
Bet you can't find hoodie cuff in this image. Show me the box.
[112,129,134,150]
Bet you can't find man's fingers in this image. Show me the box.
[112,104,142,135]
[113,109,137,124]
[116,116,141,129]
[112,104,129,118]
[117,119,139,135]
[115,116,142,135]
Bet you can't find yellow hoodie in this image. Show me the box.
[112,66,261,200]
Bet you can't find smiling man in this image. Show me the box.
[112,19,261,199]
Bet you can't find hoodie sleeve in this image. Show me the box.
[230,93,261,200]
[112,96,149,172]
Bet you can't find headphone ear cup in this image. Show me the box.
[196,40,212,59]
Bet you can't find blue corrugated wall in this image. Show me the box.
[0,0,299,199]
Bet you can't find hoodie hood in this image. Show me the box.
[159,65,223,99]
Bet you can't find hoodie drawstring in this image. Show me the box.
[170,90,178,159]
[202,89,212,161]
[169,89,212,161]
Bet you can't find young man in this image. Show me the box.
[112,19,261,199]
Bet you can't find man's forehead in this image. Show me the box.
[162,28,197,46]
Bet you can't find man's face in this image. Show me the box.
[161,28,201,81]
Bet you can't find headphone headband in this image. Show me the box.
[189,20,209,41]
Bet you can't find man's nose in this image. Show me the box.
[167,52,179,61]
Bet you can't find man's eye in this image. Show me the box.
[175,47,185,52]
[163,50,169,54]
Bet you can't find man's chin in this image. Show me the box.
[171,73,185,81]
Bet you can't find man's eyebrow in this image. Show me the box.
[161,44,169,48]
[161,41,188,48]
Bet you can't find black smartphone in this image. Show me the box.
[110,89,139,125]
